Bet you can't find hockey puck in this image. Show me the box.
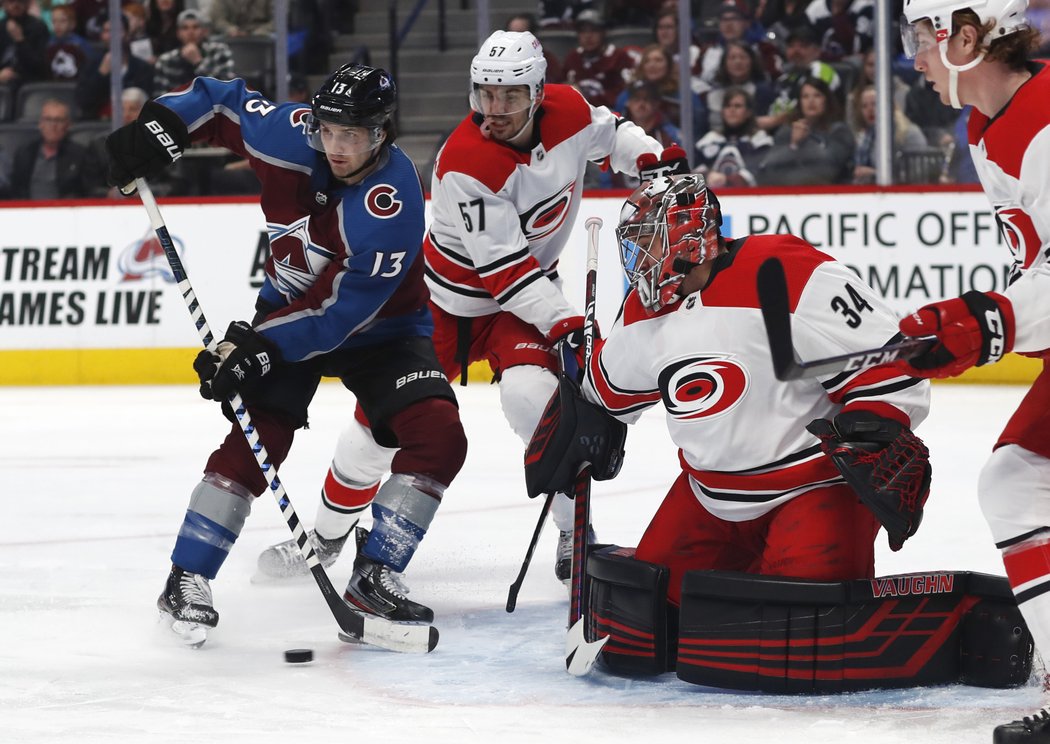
[284,648,313,664]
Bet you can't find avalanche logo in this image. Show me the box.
[118,231,183,282]
[519,181,575,241]
[289,107,311,132]
[997,207,1041,268]
[366,184,402,219]
[658,356,749,420]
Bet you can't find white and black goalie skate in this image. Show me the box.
[555,525,597,586]
[342,532,432,624]
[994,707,1050,744]
[157,565,219,648]
[256,528,350,580]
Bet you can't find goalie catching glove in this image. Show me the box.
[806,411,931,552]
[193,321,282,400]
[524,373,627,498]
[105,100,189,192]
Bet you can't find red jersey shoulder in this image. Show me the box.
[621,286,684,327]
[701,234,830,312]
[434,114,528,192]
[538,85,594,151]
[971,61,1050,179]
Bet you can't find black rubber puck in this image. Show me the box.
[284,648,314,663]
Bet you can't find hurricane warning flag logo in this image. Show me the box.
[118,231,184,282]
[658,356,750,420]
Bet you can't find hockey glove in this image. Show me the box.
[807,410,931,552]
[105,100,189,192]
[547,315,600,377]
[897,291,1014,379]
[637,145,690,183]
[193,321,281,400]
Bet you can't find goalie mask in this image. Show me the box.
[615,174,723,313]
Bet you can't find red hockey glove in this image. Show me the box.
[807,411,931,552]
[637,145,690,183]
[547,315,600,372]
[193,320,282,400]
[897,291,1014,379]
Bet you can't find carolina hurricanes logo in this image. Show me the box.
[365,184,402,219]
[519,181,575,241]
[658,356,750,420]
[118,231,182,282]
[997,207,1041,268]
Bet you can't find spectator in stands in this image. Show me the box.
[694,86,774,188]
[706,39,776,130]
[122,2,155,64]
[652,8,700,75]
[152,9,234,98]
[209,0,274,37]
[757,76,854,186]
[605,0,661,27]
[849,83,926,185]
[506,12,564,83]
[562,9,633,109]
[903,72,962,145]
[623,80,682,147]
[77,13,154,119]
[616,44,704,128]
[844,48,909,125]
[698,3,781,85]
[938,106,979,185]
[71,0,108,40]
[758,0,811,43]
[0,0,49,93]
[758,24,841,133]
[9,98,86,199]
[806,0,873,62]
[538,1,595,29]
[146,0,185,57]
[46,4,92,81]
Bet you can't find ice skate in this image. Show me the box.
[342,529,432,624]
[157,565,218,648]
[255,528,351,581]
[994,707,1050,744]
[555,525,597,585]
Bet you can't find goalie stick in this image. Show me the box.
[756,257,937,381]
[565,216,610,676]
[134,178,437,655]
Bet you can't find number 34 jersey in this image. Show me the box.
[583,234,931,522]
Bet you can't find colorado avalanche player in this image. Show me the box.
[104,64,466,645]
[896,1,1050,740]
[257,30,687,584]
[584,174,932,598]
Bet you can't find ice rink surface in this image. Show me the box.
[2,381,1043,743]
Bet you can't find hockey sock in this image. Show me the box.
[1001,534,1050,661]
[362,473,442,572]
[315,466,379,541]
[171,473,253,579]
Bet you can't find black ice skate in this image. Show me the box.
[994,708,1050,744]
[157,564,219,648]
[256,528,351,580]
[342,529,433,624]
[555,525,597,585]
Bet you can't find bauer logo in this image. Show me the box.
[658,356,749,420]
[119,231,183,282]
[395,370,447,389]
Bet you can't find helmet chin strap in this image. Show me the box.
[939,42,985,110]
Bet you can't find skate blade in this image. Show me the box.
[337,631,366,645]
[159,612,208,648]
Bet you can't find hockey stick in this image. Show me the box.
[565,216,609,676]
[505,491,553,613]
[756,257,937,381]
[134,178,437,654]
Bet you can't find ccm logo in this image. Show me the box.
[843,350,898,371]
[145,120,183,161]
[395,370,447,389]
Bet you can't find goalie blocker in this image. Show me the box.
[586,546,1033,693]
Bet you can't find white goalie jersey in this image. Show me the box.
[583,234,931,522]
[423,84,662,336]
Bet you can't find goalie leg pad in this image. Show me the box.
[586,546,671,676]
[524,373,627,498]
[675,570,1033,693]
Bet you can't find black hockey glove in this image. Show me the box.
[637,144,690,183]
[105,100,189,192]
[193,321,282,401]
[807,410,931,552]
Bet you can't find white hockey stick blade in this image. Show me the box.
[337,612,439,654]
[565,618,608,676]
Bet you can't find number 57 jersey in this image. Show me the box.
[583,234,931,522]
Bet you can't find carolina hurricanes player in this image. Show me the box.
[896,2,1050,741]
[257,30,685,583]
[580,174,932,603]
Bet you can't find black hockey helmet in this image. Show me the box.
[307,63,398,150]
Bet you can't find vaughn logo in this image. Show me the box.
[870,573,955,598]
[118,231,183,282]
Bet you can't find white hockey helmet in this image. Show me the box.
[469,30,547,119]
[901,0,1029,107]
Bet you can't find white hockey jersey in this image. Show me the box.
[424,84,662,336]
[968,61,1050,353]
[583,234,930,522]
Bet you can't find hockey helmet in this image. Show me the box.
[615,174,723,314]
[306,63,398,153]
[469,30,547,120]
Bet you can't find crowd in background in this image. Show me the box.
[1,0,1047,199]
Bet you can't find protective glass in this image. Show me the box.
[305,114,381,155]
